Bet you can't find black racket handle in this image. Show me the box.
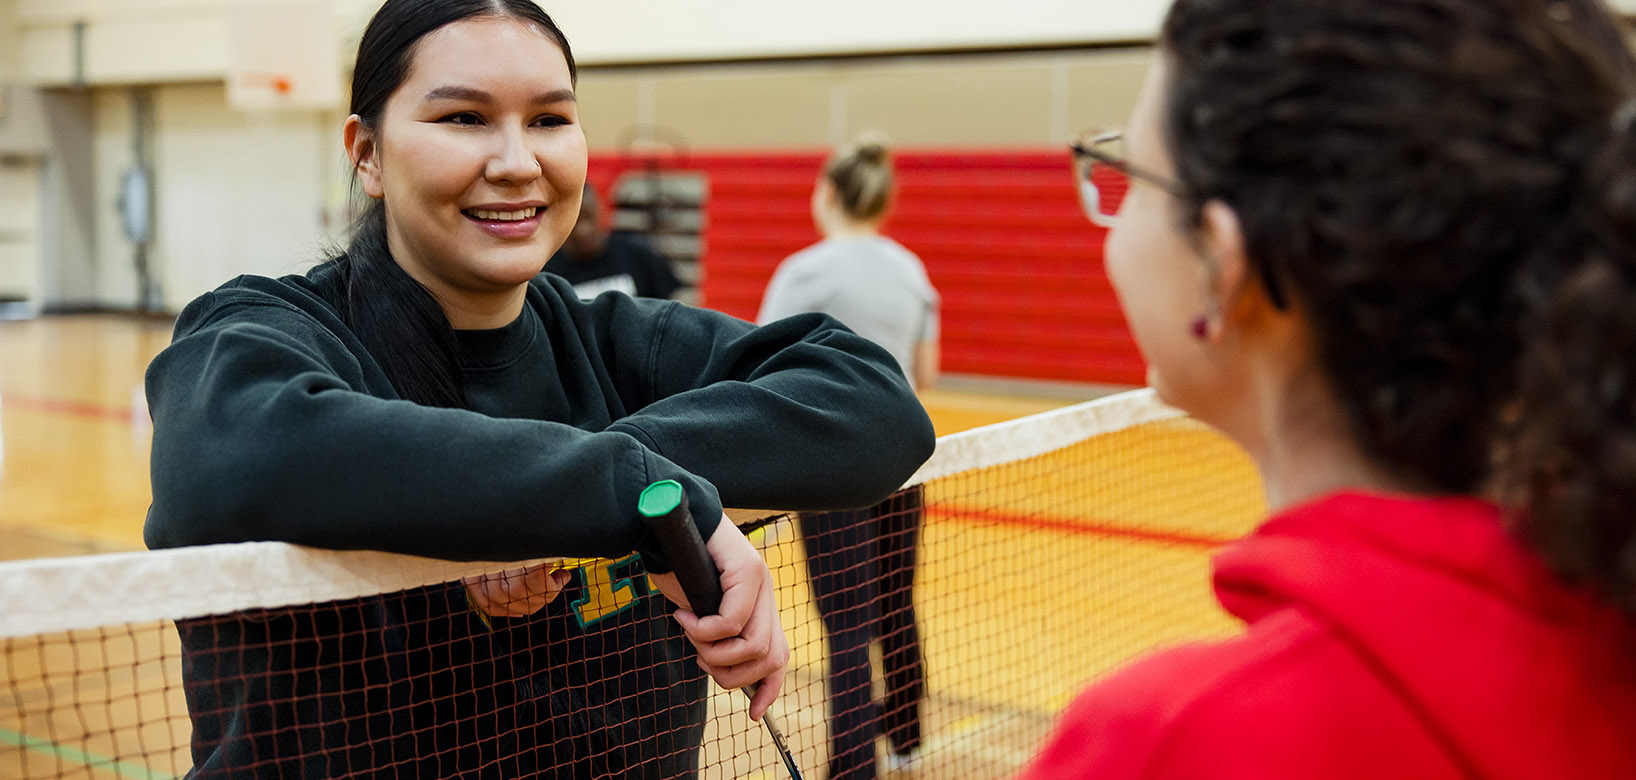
[637,480,805,780]
[638,481,723,617]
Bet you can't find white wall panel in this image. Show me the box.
[90,86,335,309]
[18,0,1636,83]
[92,89,137,306]
[17,0,1170,87]
[20,17,229,85]
[547,0,1170,62]
[0,159,42,302]
[149,84,332,310]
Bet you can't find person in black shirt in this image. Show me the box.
[143,1,934,777]
[544,183,683,299]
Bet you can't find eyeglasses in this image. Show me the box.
[1069,128,1288,309]
[1069,128,1187,228]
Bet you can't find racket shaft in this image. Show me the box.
[742,682,801,780]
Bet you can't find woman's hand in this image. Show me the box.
[463,563,574,619]
[650,516,790,720]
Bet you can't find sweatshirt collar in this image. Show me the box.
[454,306,540,371]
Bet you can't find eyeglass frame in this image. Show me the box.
[1069,128,1187,229]
[1069,128,1288,310]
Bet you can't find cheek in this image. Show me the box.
[382,135,475,206]
[1103,219,1145,305]
[1103,207,1201,342]
[542,127,588,185]
[541,129,588,228]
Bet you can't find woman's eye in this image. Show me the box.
[533,115,570,128]
[440,112,483,126]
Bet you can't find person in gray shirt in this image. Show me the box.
[758,138,940,392]
[757,136,936,779]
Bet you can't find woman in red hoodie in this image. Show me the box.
[1020,0,1636,777]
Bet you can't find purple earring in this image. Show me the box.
[1189,317,1208,339]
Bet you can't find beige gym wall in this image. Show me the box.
[578,48,1152,152]
[57,47,1154,311]
[7,0,1159,310]
[0,0,18,82]
[73,50,1155,311]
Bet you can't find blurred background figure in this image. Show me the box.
[759,136,937,780]
[759,136,939,391]
[544,182,683,299]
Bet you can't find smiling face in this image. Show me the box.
[347,16,587,328]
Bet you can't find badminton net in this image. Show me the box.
[1,388,1264,779]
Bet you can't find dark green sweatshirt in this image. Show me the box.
[145,259,934,778]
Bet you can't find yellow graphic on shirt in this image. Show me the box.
[570,553,659,628]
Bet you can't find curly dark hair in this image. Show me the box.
[1160,0,1636,616]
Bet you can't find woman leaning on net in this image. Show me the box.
[141,0,934,777]
[1020,0,1636,777]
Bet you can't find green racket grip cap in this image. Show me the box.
[638,479,688,519]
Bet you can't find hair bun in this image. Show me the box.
[850,132,891,164]
[824,132,895,221]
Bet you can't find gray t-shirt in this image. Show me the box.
[757,235,940,389]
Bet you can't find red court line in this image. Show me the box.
[929,505,1239,549]
[1,393,137,424]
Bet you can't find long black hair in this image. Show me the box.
[341,0,576,408]
[1160,0,1636,617]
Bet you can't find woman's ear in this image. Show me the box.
[1198,200,1264,322]
[344,115,385,200]
[812,177,835,208]
[811,177,837,232]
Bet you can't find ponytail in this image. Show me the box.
[1501,114,1636,619]
[1493,9,1636,622]
[339,202,469,409]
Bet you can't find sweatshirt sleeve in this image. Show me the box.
[143,292,721,565]
[594,293,936,513]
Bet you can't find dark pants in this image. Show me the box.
[798,486,926,780]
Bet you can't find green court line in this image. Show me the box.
[0,727,177,780]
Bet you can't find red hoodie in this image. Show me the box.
[1016,491,1636,779]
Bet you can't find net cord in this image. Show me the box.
[906,387,1179,484]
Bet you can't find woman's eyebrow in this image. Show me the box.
[423,86,577,104]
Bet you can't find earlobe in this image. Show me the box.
[343,115,385,200]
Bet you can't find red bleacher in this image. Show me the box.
[588,150,1144,386]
